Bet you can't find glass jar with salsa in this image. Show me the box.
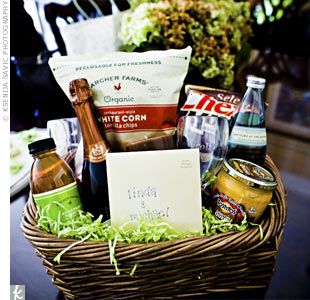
[211,158,277,223]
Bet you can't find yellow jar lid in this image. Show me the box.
[223,158,277,190]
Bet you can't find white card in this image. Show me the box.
[106,149,202,233]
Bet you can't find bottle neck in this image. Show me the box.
[231,86,265,127]
[32,149,57,159]
[241,86,264,110]
[73,100,110,162]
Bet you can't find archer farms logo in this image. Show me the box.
[10,285,25,300]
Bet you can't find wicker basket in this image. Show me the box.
[21,156,287,299]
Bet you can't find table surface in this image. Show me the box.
[11,190,63,300]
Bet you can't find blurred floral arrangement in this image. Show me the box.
[119,0,253,89]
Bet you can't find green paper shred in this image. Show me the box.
[54,234,91,264]
[37,205,260,275]
[249,222,264,241]
[130,263,139,277]
[109,238,120,276]
[202,207,248,237]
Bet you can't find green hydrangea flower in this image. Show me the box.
[120,0,253,89]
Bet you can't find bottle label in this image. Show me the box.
[212,192,246,223]
[229,126,266,146]
[87,141,109,163]
[33,182,82,222]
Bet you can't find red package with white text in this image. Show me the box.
[182,85,241,120]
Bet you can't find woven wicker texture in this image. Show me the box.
[21,156,287,299]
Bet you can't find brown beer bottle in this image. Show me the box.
[28,138,82,222]
[69,78,111,220]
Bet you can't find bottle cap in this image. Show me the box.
[246,75,266,89]
[28,138,56,155]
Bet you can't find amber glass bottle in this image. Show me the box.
[29,138,82,222]
[69,78,111,220]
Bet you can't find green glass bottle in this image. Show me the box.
[228,75,267,164]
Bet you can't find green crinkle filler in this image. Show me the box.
[37,204,259,275]
[130,263,139,277]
